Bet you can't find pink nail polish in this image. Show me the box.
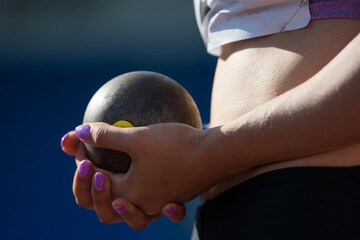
[60,133,69,148]
[113,205,126,215]
[79,160,92,178]
[164,207,175,217]
[75,124,90,140]
[94,172,105,191]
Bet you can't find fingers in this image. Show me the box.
[61,131,80,156]
[112,198,159,230]
[75,142,89,167]
[72,159,125,224]
[91,172,160,229]
[73,160,95,209]
[162,203,186,223]
[73,160,180,228]
[91,172,124,224]
[74,123,137,153]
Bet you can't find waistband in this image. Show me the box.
[310,0,360,19]
[203,166,360,206]
[196,166,360,240]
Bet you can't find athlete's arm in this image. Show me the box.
[206,33,360,178]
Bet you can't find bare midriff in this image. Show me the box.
[202,19,360,202]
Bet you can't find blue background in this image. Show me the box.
[1,1,217,239]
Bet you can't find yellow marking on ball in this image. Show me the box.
[113,120,134,128]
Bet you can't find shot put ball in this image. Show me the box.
[82,71,202,173]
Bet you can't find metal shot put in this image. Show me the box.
[82,71,202,173]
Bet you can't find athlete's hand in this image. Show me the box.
[73,122,220,215]
[61,131,186,229]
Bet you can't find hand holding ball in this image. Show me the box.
[82,71,202,173]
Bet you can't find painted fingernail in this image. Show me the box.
[94,172,105,191]
[79,160,92,178]
[75,124,90,141]
[113,205,126,215]
[60,133,69,148]
[164,207,175,217]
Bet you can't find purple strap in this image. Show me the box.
[310,0,360,19]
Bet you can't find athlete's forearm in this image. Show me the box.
[203,33,360,178]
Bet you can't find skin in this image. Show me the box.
[62,19,360,227]
[203,19,360,200]
[62,132,186,229]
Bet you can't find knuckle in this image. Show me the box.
[73,184,81,195]
[98,217,115,224]
[131,223,149,231]
[144,209,158,216]
[140,202,159,216]
[126,190,143,206]
[92,125,108,147]
[126,193,158,216]
[129,129,147,152]
[75,198,92,209]
[72,185,76,195]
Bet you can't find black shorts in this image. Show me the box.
[193,166,360,240]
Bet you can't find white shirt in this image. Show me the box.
[194,0,311,56]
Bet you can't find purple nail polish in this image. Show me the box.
[75,124,90,141]
[164,207,175,217]
[79,160,92,178]
[94,172,105,191]
[113,205,126,215]
[60,133,69,148]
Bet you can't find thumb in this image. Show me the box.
[74,122,137,153]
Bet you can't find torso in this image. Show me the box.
[202,19,360,202]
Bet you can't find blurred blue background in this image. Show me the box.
[0,0,217,239]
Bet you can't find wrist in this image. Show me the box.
[199,115,263,180]
[195,126,240,184]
